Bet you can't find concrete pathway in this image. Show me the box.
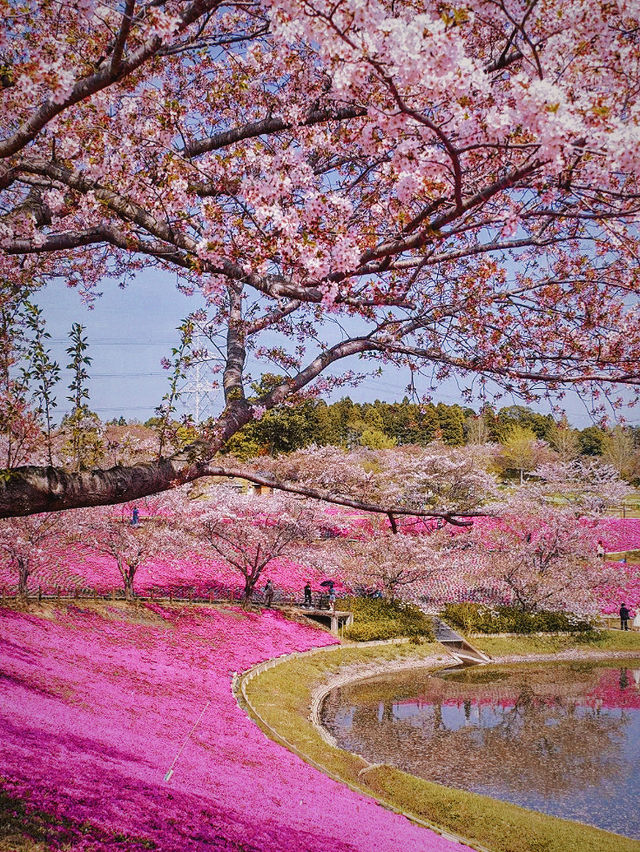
[431,616,492,664]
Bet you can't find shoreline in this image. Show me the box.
[238,636,640,852]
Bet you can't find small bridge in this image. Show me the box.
[294,607,354,634]
[431,616,491,665]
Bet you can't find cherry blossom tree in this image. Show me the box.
[0,512,62,600]
[182,492,320,603]
[532,458,633,513]
[1,0,640,517]
[71,501,177,600]
[258,444,498,528]
[336,523,449,600]
[450,498,616,615]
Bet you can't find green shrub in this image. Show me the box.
[343,620,399,641]
[441,602,594,635]
[341,597,434,642]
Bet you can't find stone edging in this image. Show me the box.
[233,643,487,852]
[309,653,451,748]
[233,640,640,852]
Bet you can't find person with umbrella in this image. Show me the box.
[320,579,336,610]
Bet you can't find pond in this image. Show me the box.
[322,659,640,840]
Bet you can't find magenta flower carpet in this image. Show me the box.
[3,516,640,612]
[0,604,467,851]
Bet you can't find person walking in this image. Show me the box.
[264,579,274,608]
[303,581,312,608]
[620,602,630,631]
[328,583,337,612]
[131,506,139,526]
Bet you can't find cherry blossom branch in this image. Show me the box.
[183,105,367,158]
[0,0,227,159]
[357,160,542,267]
[245,300,302,335]
[0,454,482,522]
[110,0,137,74]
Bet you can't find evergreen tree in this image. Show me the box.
[579,425,608,456]
[437,402,465,446]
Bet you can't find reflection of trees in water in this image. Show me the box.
[323,672,630,796]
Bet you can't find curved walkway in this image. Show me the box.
[236,642,477,851]
[236,637,640,852]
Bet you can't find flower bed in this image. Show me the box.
[0,545,340,601]
[1,514,639,615]
[0,603,463,851]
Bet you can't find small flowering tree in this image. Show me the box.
[452,499,614,615]
[0,512,62,600]
[532,459,633,514]
[185,493,319,604]
[72,502,177,600]
[336,523,449,600]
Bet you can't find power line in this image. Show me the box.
[91,372,165,378]
[56,410,155,414]
[49,339,176,346]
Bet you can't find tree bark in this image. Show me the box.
[123,565,136,601]
[0,450,209,517]
[243,574,259,605]
[17,557,28,601]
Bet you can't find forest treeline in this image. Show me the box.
[99,396,640,486]
[211,396,636,460]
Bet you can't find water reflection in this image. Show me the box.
[322,660,640,839]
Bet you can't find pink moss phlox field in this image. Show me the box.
[594,518,640,553]
[0,605,467,851]
[1,513,639,614]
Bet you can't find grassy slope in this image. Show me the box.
[471,629,640,657]
[240,638,640,852]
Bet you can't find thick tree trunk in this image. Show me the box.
[124,567,135,601]
[243,575,257,606]
[17,558,28,602]
[0,448,212,517]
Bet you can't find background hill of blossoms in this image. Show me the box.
[0,603,466,852]
[1,513,639,614]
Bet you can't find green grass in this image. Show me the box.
[239,640,640,852]
[471,629,640,657]
[441,602,594,635]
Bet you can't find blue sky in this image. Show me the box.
[36,273,639,428]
